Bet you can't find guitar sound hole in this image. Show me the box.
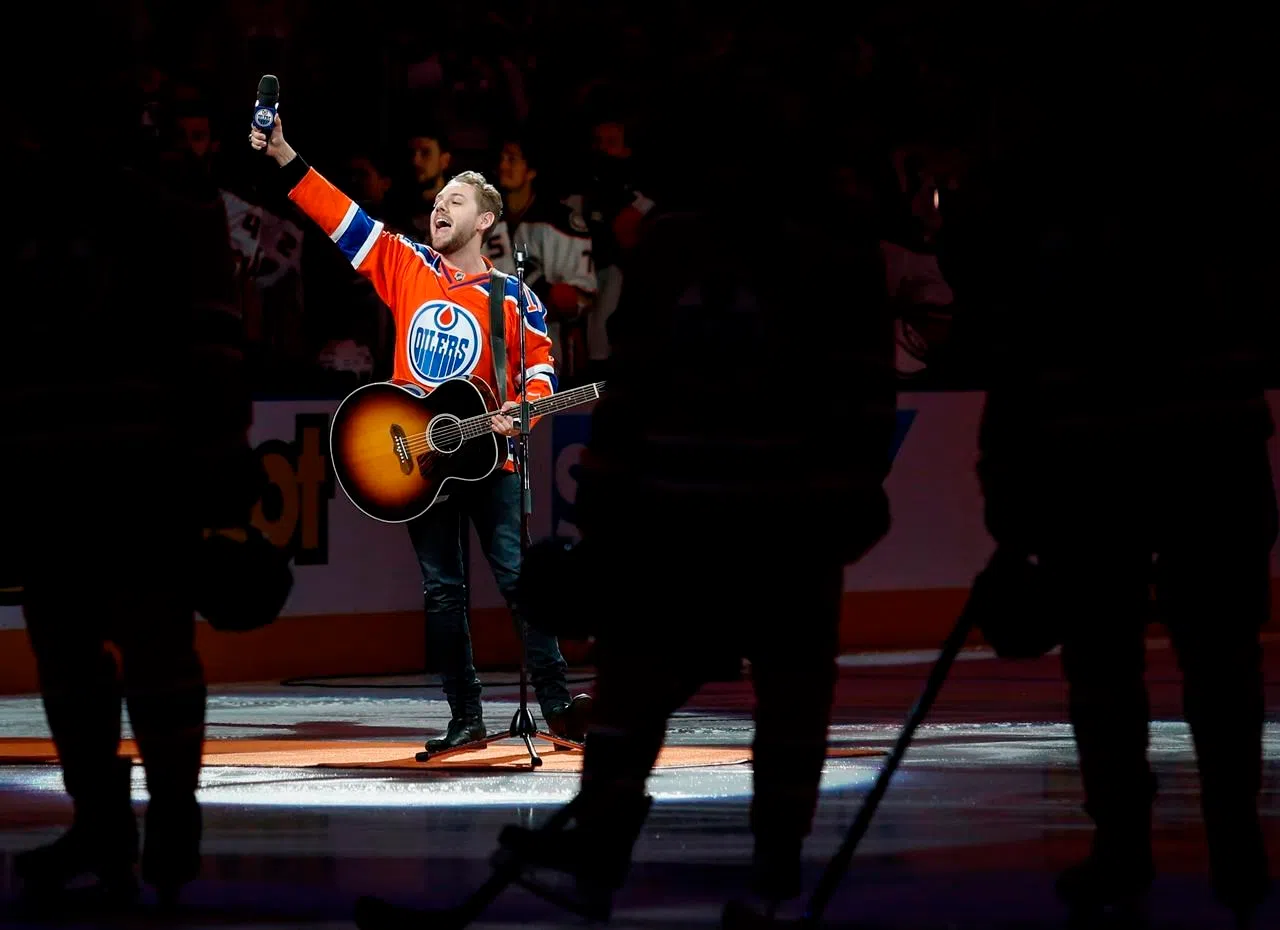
[427,414,464,454]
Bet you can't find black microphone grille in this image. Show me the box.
[257,74,279,103]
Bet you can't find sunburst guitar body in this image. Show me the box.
[330,377,605,524]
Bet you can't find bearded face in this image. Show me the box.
[429,181,489,255]
[430,220,479,254]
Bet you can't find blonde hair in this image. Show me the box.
[450,170,503,223]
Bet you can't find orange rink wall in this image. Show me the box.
[2,391,1280,695]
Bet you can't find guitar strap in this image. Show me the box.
[488,266,508,406]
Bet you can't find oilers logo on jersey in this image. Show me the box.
[407,301,482,386]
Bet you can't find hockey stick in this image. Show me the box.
[723,606,977,929]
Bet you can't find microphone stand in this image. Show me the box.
[415,243,583,769]
[509,241,541,766]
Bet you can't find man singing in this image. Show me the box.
[250,116,591,749]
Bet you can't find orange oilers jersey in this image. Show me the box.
[286,165,558,471]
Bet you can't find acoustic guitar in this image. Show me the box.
[331,377,604,523]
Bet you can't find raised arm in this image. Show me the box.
[250,114,426,310]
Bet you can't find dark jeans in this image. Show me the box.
[407,469,570,720]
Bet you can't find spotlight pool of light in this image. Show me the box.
[196,752,880,809]
[0,753,882,811]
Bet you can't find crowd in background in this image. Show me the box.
[32,0,1280,397]
[88,0,1019,397]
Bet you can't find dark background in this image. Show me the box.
[10,0,1279,397]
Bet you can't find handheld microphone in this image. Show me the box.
[252,74,279,135]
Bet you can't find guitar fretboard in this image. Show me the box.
[456,381,606,441]
[526,381,605,418]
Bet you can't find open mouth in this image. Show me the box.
[434,217,452,232]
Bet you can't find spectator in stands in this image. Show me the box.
[173,105,218,171]
[347,149,396,221]
[156,99,223,199]
[387,128,453,241]
[563,112,656,379]
[486,134,597,386]
[333,147,400,383]
[881,147,960,384]
[403,10,523,165]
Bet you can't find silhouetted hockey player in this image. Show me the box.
[2,9,251,913]
[490,33,898,925]
[948,11,1277,926]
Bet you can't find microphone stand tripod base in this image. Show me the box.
[413,711,584,767]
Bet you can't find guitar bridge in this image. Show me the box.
[390,424,413,475]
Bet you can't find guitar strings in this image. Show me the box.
[401,407,519,454]
[397,385,603,456]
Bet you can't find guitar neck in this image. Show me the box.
[525,381,605,419]
[457,381,606,440]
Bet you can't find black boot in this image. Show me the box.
[142,794,202,910]
[496,792,653,921]
[1056,839,1154,926]
[14,755,139,908]
[425,715,486,754]
[1207,814,1269,928]
[1057,779,1156,925]
[718,839,806,929]
[545,693,593,744]
[750,838,804,903]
